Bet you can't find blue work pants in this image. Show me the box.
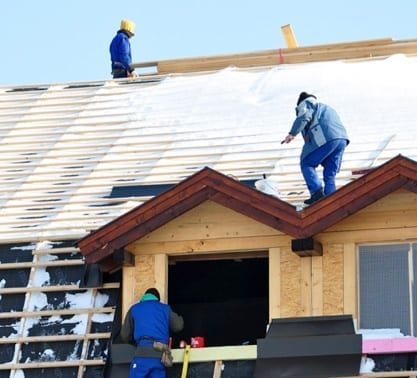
[129,357,166,378]
[301,139,347,196]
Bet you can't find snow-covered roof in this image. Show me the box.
[1,54,417,242]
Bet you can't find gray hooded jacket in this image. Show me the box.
[289,97,349,160]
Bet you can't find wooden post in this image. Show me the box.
[281,24,298,48]
[213,360,223,377]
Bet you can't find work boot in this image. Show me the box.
[304,189,324,205]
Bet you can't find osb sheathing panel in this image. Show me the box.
[323,244,344,314]
[280,247,303,317]
[134,254,156,302]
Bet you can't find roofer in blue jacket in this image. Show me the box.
[120,287,184,378]
[109,19,136,79]
[282,92,349,205]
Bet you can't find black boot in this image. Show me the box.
[304,189,324,205]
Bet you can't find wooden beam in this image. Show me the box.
[122,266,136,320]
[281,24,298,48]
[269,248,281,320]
[0,332,111,344]
[311,255,323,315]
[113,248,135,266]
[154,38,408,74]
[0,282,119,295]
[343,243,357,317]
[0,259,84,270]
[0,359,105,370]
[0,306,115,319]
[171,345,257,363]
[213,360,223,378]
[291,237,323,257]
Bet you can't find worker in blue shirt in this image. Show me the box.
[282,92,349,205]
[121,288,184,378]
[110,19,136,79]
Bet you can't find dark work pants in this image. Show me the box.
[112,68,128,79]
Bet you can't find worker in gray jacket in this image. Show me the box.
[282,92,349,205]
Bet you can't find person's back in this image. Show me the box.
[299,99,349,160]
[121,288,183,378]
[130,300,170,346]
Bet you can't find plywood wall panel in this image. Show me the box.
[343,243,357,319]
[280,247,302,317]
[323,244,344,315]
[311,255,323,316]
[134,254,156,303]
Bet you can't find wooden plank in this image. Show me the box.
[281,24,298,48]
[156,38,417,74]
[300,257,312,315]
[321,226,417,244]
[0,282,119,295]
[171,345,257,363]
[343,243,357,317]
[0,359,105,370]
[122,266,136,320]
[311,255,323,316]
[323,244,344,314]
[0,259,84,269]
[129,235,290,255]
[0,306,115,319]
[0,332,111,344]
[269,247,281,320]
[155,254,168,301]
[169,251,268,263]
[213,360,223,378]
[32,247,80,255]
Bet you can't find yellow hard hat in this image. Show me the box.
[120,19,135,35]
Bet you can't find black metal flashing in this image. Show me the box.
[109,179,258,198]
[254,315,362,378]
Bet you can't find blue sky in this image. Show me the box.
[1,0,416,86]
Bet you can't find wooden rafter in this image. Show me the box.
[77,155,417,272]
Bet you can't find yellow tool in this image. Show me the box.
[180,344,191,378]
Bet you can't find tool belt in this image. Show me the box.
[135,341,173,368]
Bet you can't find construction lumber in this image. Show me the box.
[130,38,417,75]
[171,345,257,363]
[0,332,111,344]
[281,24,298,48]
[0,282,119,294]
[0,306,115,319]
[0,360,105,370]
[0,259,84,269]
